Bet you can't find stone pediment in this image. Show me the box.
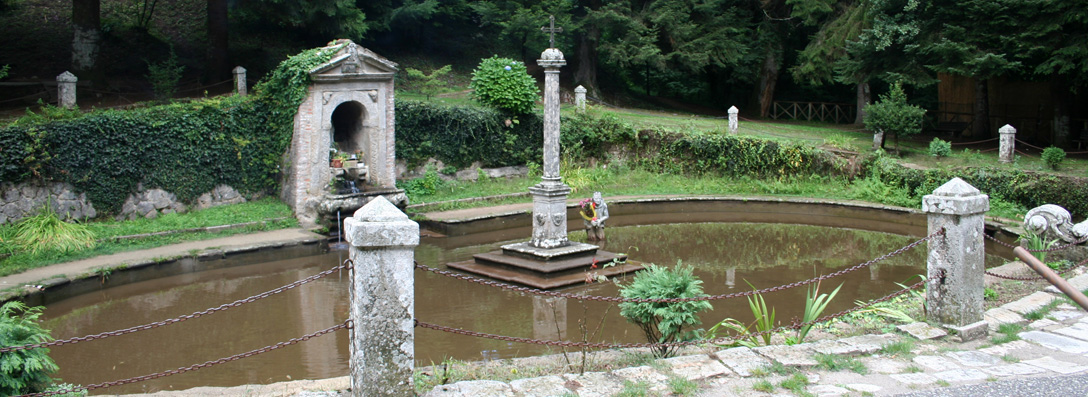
[310,40,398,82]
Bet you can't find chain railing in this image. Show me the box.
[417,229,941,304]
[0,260,353,354]
[19,320,351,397]
[416,271,934,350]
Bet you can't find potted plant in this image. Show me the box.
[344,154,358,169]
[330,152,347,168]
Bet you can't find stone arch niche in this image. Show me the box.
[281,40,407,227]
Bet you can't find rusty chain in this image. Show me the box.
[20,320,351,397]
[0,260,354,354]
[984,233,1088,253]
[985,255,1088,281]
[417,229,942,304]
[416,272,934,349]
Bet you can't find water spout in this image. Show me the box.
[348,180,360,194]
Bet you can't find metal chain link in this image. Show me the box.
[984,233,1088,253]
[985,255,1088,281]
[417,229,942,304]
[20,320,352,397]
[0,260,354,354]
[416,272,934,349]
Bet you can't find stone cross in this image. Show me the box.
[530,45,570,249]
[541,15,563,48]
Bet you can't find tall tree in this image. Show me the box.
[207,0,229,82]
[790,1,870,123]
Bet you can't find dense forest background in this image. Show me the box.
[1,0,1086,135]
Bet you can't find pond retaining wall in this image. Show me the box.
[0,181,249,224]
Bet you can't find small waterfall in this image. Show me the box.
[347,180,360,194]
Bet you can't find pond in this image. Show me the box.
[39,221,1007,394]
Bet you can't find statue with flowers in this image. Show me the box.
[579,192,609,241]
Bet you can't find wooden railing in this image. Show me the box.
[771,101,856,124]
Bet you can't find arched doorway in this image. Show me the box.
[331,101,365,155]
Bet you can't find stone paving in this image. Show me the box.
[421,272,1088,396]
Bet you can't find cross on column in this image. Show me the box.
[541,15,563,48]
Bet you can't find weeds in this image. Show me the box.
[879,341,915,358]
[814,353,868,374]
[991,323,1023,345]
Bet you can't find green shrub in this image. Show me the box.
[0,301,59,395]
[864,82,925,149]
[929,138,952,157]
[146,47,185,100]
[400,166,444,197]
[395,100,542,168]
[1042,146,1066,170]
[619,262,713,358]
[405,65,452,100]
[469,56,539,114]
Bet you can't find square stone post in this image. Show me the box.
[232,66,247,96]
[57,71,78,109]
[728,106,739,135]
[998,124,1015,163]
[922,178,989,341]
[344,196,418,396]
[574,85,587,112]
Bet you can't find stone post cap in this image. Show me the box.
[574,85,586,93]
[999,124,1016,134]
[728,106,739,114]
[538,48,566,68]
[344,196,419,247]
[922,177,989,215]
[57,71,77,82]
[232,66,247,74]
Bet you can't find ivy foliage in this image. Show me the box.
[469,56,539,114]
[0,42,343,215]
[0,301,58,395]
[395,100,543,169]
[619,262,712,358]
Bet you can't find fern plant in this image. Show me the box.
[0,301,59,395]
[619,262,713,358]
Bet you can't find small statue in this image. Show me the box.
[579,192,609,241]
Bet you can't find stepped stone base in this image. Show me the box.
[447,241,644,289]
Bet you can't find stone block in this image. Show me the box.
[898,322,948,340]
[984,307,1026,331]
[862,357,912,374]
[714,347,770,377]
[932,368,989,383]
[509,375,569,397]
[1029,319,1060,329]
[611,365,669,385]
[659,354,731,380]
[889,373,937,386]
[945,320,989,342]
[978,340,1033,356]
[1054,322,1088,342]
[807,339,857,355]
[808,384,850,396]
[1051,310,1085,322]
[946,351,1003,367]
[424,380,514,396]
[837,334,898,354]
[562,372,623,397]
[753,344,818,367]
[1022,356,1088,374]
[913,355,960,371]
[1020,330,1088,353]
[982,363,1046,376]
[1004,291,1058,315]
[845,383,882,393]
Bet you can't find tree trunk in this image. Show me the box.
[574,26,600,99]
[206,0,229,82]
[755,46,779,118]
[854,81,870,125]
[972,78,990,138]
[72,0,101,81]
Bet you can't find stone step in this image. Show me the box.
[473,250,625,274]
[446,259,644,289]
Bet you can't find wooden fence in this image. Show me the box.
[771,101,856,124]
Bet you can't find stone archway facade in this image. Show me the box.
[281,40,402,227]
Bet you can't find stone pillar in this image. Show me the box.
[57,71,78,109]
[232,66,247,96]
[998,124,1016,163]
[343,196,418,396]
[530,48,571,249]
[574,85,587,112]
[728,106,739,135]
[922,178,989,341]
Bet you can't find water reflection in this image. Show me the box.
[40,222,1005,394]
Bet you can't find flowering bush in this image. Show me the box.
[469,56,539,114]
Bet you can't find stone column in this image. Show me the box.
[922,178,989,341]
[530,48,571,249]
[232,66,247,96]
[998,124,1016,163]
[574,85,587,112]
[343,196,418,396]
[57,71,78,109]
[728,106,739,135]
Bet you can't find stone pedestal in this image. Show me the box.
[574,85,586,112]
[57,71,77,109]
[232,66,247,96]
[344,196,418,396]
[999,124,1016,163]
[923,178,989,340]
[728,106,739,135]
